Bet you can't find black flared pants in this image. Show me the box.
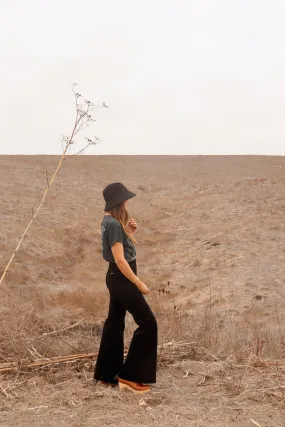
[94,260,157,384]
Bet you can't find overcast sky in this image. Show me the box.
[0,0,285,155]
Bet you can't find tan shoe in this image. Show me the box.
[118,378,150,394]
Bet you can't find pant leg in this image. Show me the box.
[108,265,157,384]
[94,289,126,382]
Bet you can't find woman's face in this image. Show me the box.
[123,200,129,208]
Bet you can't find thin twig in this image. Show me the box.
[63,143,92,161]
[46,168,49,187]
[0,85,103,287]
[0,382,9,398]
[40,319,85,337]
[55,336,80,353]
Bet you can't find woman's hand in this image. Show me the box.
[135,279,151,295]
[129,217,138,233]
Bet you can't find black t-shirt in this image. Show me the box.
[101,215,136,263]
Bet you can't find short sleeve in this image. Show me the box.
[106,221,124,248]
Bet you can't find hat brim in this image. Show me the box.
[105,190,136,211]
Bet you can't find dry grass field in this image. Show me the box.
[0,155,285,426]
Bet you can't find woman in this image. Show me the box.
[94,182,157,394]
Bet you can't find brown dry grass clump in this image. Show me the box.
[1,285,284,372]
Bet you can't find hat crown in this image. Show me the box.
[103,183,136,210]
[103,182,128,202]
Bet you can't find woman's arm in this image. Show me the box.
[111,242,150,295]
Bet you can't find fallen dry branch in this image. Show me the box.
[0,341,196,374]
[1,341,285,375]
[0,353,97,374]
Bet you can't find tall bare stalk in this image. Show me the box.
[0,83,107,287]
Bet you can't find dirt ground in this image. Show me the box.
[1,155,285,426]
[0,362,285,427]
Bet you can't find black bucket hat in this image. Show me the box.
[103,182,136,211]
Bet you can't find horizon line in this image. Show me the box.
[0,153,285,157]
